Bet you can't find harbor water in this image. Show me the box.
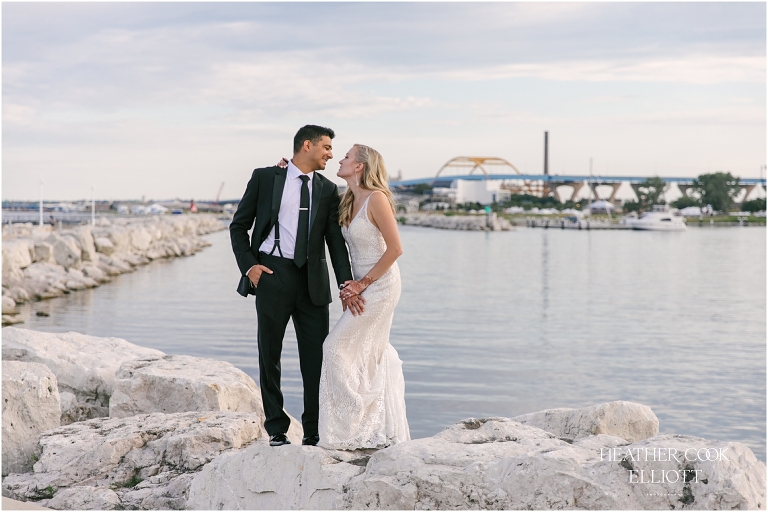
[14,225,766,460]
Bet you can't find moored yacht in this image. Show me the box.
[622,206,687,231]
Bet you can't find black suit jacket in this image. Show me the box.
[230,166,353,306]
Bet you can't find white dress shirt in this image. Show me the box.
[257,160,314,259]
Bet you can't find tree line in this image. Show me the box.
[623,172,765,214]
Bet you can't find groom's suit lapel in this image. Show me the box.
[271,168,287,227]
[309,175,323,233]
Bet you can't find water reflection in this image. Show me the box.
[16,226,766,461]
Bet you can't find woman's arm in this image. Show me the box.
[341,191,403,300]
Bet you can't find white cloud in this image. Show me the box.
[436,55,766,85]
[3,104,36,125]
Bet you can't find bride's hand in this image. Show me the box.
[340,280,366,299]
[342,294,366,316]
[276,158,289,168]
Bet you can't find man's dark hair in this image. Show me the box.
[293,125,335,154]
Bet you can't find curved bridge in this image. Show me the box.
[435,157,522,178]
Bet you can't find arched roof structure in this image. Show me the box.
[435,157,522,178]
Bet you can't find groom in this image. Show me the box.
[230,125,360,446]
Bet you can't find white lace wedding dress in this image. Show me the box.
[318,193,410,450]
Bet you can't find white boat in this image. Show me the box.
[622,207,687,231]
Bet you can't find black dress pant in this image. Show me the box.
[255,252,329,437]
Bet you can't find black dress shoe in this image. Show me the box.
[302,434,320,446]
[269,433,290,446]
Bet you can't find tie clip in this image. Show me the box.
[299,208,309,210]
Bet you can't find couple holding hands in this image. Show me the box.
[230,125,409,450]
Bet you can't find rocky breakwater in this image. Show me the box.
[2,328,765,510]
[1,214,224,326]
[2,327,302,509]
[399,212,513,231]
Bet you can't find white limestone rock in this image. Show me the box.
[2,314,25,326]
[2,222,36,240]
[2,328,165,422]
[5,286,31,305]
[187,443,365,510]
[109,355,263,418]
[1,411,275,509]
[512,400,659,443]
[21,262,69,300]
[45,233,81,269]
[98,253,133,273]
[94,237,115,255]
[2,361,61,476]
[65,267,98,289]
[129,227,153,252]
[31,241,54,264]
[2,239,33,278]
[145,244,168,260]
[44,486,120,510]
[343,417,766,510]
[175,237,194,256]
[58,391,99,426]
[81,263,111,283]
[101,227,130,254]
[69,227,98,263]
[3,296,17,315]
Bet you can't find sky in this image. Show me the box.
[2,2,766,202]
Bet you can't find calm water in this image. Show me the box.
[14,225,766,460]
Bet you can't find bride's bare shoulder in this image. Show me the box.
[366,191,394,223]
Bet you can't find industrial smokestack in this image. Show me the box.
[544,131,549,176]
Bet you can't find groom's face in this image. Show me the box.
[308,136,333,171]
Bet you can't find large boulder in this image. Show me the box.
[2,239,33,279]
[2,296,17,315]
[2,222,36,240]
[128,227,152,252]
[2,361,61,476]
[343,418,766,510]
[93,237,115,255]
[31,241,54,264]
[2,412,277,509]
[98,226,130,254]
[188,415,767,510]
[4,286,31,305]
[109,355,263,418]
[45,233,81,269]
[511,400,659,443]
[21,262,70,300]
[188,443,365,510]
[69,227,98,263]
[64,268,98,291]
[80,263,111,284]
[2,328,164,423]
[45,486,120,510]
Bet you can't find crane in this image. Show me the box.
[214,182,225,206]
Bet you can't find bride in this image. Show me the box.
[317,144,410,450]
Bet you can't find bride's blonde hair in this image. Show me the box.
[339,144,396,226]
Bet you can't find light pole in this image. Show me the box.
[91,185,95,226]
[39,178,44,227]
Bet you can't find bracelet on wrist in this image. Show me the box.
[361,275,374,288]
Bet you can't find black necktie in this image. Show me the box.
[294,174,310,268]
